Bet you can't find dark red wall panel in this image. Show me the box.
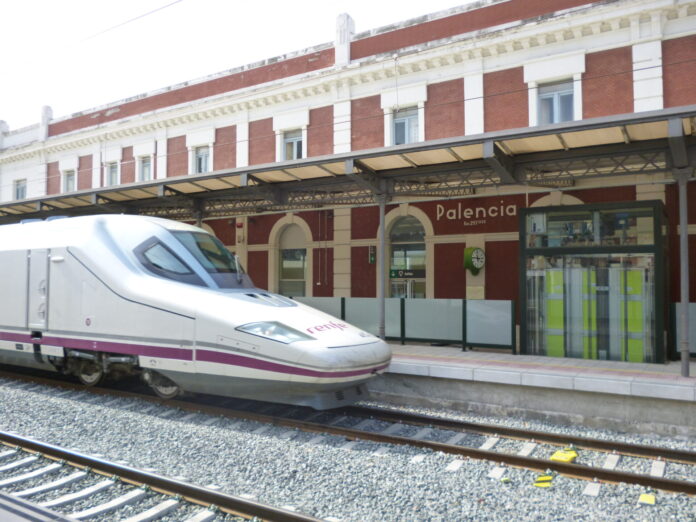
[206,218,236,246]
[248,213,283,245]
[247,250,268,291]
[313,248,334,297]
[351,246,376,297]
[435,243,466,298]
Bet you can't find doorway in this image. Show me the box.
[389,216,426,298]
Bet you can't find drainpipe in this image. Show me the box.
[676,170,691,377]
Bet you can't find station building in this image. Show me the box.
[1,0,695,364]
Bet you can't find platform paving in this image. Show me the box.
[386,344,696,402]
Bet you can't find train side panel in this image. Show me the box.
[45,247,196,375]
[0,250,28,329]
[0,249,38,368]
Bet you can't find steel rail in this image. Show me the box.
[0,431,319,522]
[3,369,696,495]
[339,405,696,464]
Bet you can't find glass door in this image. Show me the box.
[525,254,655,362]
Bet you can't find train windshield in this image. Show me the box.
[173,231,241,288]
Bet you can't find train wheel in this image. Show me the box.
[150,377,180,399]
[77,360,103,387]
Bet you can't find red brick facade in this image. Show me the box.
[77,155,92,190]
[350,0,594,61]
[484,67,528,132]
[249,118,275,165]
[46,162,60,195]
[214,126,236,171]
[583,47,633,119]
[47,49,335,137]
[120,147,135,184]
[167,136,187,178]
[308,106,334,157]
[663,35,696,108]
[351,96,383,151]
[425,80,464,140]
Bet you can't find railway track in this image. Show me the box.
[2,368,696,500]
[0,430,318,521]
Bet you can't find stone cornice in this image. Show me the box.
[1,0,694,167]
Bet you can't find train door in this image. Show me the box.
[27,249,50,330]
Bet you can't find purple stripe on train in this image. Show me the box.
[0,331,193,361]
[196,349,388,378]
[0,331,387,378]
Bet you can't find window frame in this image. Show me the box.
[138,155,153,182]
[13,179,27,200]
[392,107,420,145]
[105,162,119,186]
[536,80,575,125]
[134,236,206,287]
[194,145,210,174]
[62,169,76,193]
[282,129,303,161]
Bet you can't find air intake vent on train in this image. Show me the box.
[243,293,295,307]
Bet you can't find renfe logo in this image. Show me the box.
[307,321,349,334]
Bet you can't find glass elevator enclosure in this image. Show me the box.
[520,201,666,363]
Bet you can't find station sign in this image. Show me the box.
[389,269,425,278]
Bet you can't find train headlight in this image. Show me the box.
[236,321,314,344]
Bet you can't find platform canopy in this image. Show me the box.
[1,105,694,224]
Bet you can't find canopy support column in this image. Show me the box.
[377,194,386,339]
[676,169,691,377]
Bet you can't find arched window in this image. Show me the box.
[278,224,306,297]
[389,216,426,298]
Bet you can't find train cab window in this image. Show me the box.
[173,231,241,288]
[135,238,206,287]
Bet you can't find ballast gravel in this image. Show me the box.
[0,378,695,521]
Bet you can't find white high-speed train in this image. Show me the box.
[0,215,391,409]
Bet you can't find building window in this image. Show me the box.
[283,130,303,160]
[393,107,419,145]
[62,170,76,193]
[13,179,27,200]
[138,156,152,182]
[106,162,119,186]
[194,146,210,173]
[538,80,574,125]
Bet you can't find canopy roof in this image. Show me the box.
[1,105,694,224]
